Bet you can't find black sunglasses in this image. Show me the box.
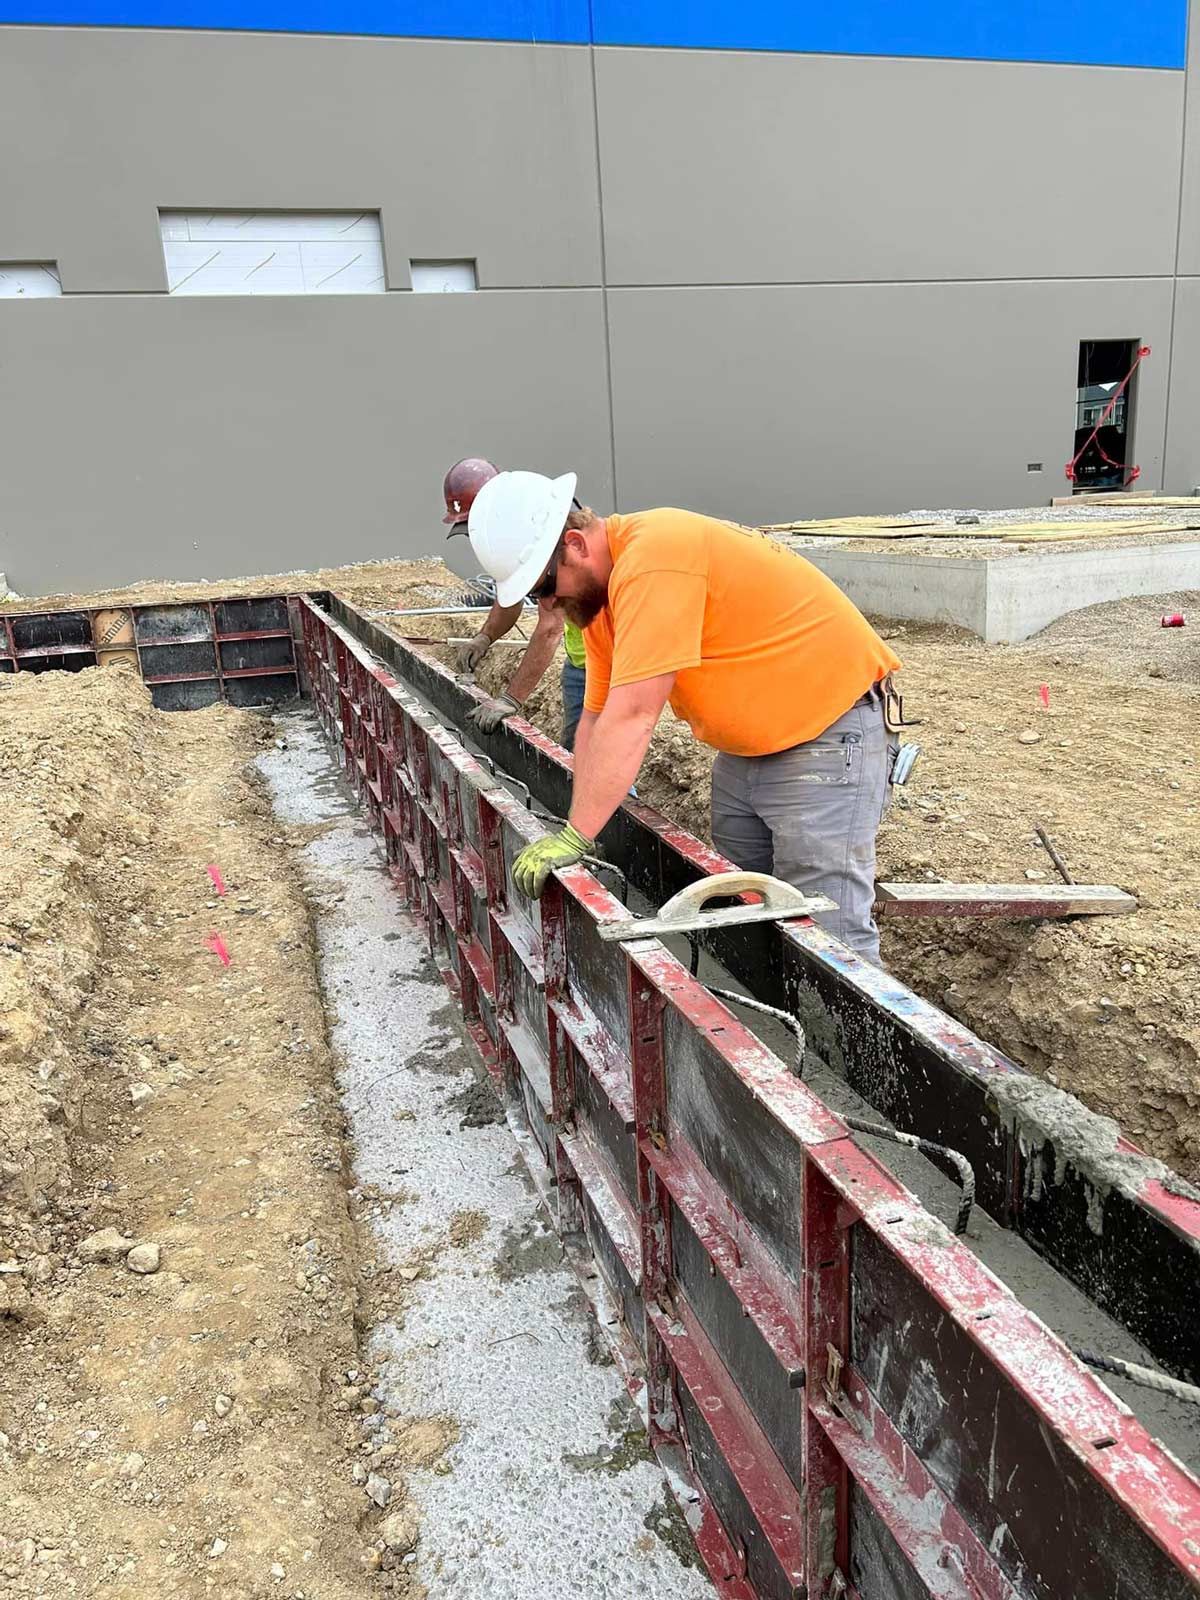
[527,499,581,601]
[528,552,560,601]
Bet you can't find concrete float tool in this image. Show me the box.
[595,870,835,942]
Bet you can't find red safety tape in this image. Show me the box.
[207,864,227,896]
[205,932,231,967]
[1065,345,1150,485]
[1038,684,1050,710]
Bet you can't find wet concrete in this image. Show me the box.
[658,927,1200,1475]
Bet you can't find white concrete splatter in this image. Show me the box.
[258,714,711,1600]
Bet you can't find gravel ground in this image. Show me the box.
[258,715,711,1600]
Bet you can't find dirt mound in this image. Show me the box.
[0,664,376,1596]
[873,626,1200,1179]
[1,663,160,1240]
[0,557,464,619]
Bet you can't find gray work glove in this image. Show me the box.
[467,694,522,735]
[457,630,494,675]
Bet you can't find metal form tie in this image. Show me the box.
[843,1116,976,1238]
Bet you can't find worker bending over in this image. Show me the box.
[440,458,588,749]
[467,471,901,966]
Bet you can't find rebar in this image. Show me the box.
[843,1116,976,1237]
[698,977,807,1081]
[1074,1348,1200,1407]
[582,856,628,904]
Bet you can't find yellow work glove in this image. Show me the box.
[512,823,595,900]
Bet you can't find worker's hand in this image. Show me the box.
[457,630,494,675]
[512,823,595,899]
[467,694,522,735]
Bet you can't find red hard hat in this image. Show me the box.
[443,458,500,533]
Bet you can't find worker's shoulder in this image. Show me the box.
[611,507,723,567]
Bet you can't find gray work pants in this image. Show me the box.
[710,696,897,966]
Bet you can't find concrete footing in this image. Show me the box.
[801,538,1200,641]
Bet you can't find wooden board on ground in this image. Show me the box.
[768,518,1200,543]
[769,523,956,539]
[759,515,942,534]
[1052,494,1200,508]
[1001,520,1200,543]
[874,882,1138,919]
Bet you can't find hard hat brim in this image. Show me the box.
[491,472,578,607]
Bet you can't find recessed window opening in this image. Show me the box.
[1072,339,1139,492]
[410,260,477,293]
[159,212,385,296]
[0,263,62,298]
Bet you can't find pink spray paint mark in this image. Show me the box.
[205,932,231,967]
[1038,684,1050,710]
[207,864,227,896]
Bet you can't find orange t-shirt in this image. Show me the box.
[582,509,901,757]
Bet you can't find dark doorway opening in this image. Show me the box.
[1072,338,1139,491]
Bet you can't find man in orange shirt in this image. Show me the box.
[467,471,901,965]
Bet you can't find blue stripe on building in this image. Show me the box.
[0,0,1186,69]
[0,0,589,39]
[594,0,1188,69]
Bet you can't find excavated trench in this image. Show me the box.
[4,599,1198,1597]
[0,664,708,1595]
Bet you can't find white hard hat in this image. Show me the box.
[467,470,578,607]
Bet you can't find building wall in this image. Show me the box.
[0,2,1194,594]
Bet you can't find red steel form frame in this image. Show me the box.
[0,596,301,700]
[298,599,1200,1600]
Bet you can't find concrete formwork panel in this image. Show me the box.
[296,596,1200,1599]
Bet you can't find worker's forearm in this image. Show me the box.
[572,710,597,772]
[507,620,562,704]
[483,601,525,643]
[569,707,655,839]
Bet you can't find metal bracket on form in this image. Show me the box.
[596,871,836,943]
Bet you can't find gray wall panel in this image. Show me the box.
[1164,277,1200,490]
[0,27,602,292]
[0,24,1195,595]
[0,291,612,594]
[606,280,1173,522]
[595,49,1184,286]
[1174,0,1200,272]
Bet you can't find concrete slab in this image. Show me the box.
[798,537,1200,641]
